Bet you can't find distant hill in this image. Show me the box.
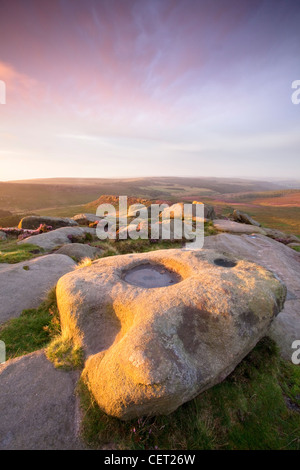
[0,177,289,214]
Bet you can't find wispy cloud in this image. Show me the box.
[0,0,299,180]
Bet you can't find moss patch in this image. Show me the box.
[0,288,59,359]
[0,240,43,264]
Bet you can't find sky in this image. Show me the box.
[0,0,299,181]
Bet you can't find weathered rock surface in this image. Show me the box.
[204,233,300,360]
[0,230,7,241]
[18,216,79,230]
[0,350,83,449]
[18,227,96,251]
[72,213,103,226]
[0,254,76,323]
[232,210,261,227]
[213,219,266,235]
[55,243,102,261]
[56,248,285,420]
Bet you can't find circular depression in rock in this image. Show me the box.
[214,258,237,268]
[123,263,182,288]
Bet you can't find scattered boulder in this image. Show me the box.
[213,219,266,235]
[19,216,79,230]
[231,210,261,227]
[55,243,103,262]
[0,254,76,324]
[0,231,7,241]
[18,227,96,251]
[264,228,300,245]
[203,204,216,220]
[0,350,83,449]
[72,213,103,226]
[128,204,151,218]
[56,248,285,420]
[204,233,300,360]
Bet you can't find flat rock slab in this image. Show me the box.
[0,350,84,449]
[19,216,79,230]
[55,243,102,261]
[213,219,266,235]
[204,233,300,360]
[57,248,285,420]
[0,254,76,324]
[18,227,96,251]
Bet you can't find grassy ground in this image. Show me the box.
[0,289,59,359]
[0,240,43,263]
[78,338,300,450]
[0,288,83,369]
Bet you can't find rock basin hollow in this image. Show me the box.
[122,263,182,288]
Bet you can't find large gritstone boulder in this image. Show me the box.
[56,248,286,420]
[18,227,96,251]
[18,216,79,230]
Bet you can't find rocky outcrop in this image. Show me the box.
[204,233,300,360]
[18,216,79,230]
[0,350,83,449]
[55,243,103,262]
[232,210,261,227]
[56,248,285,420]
[264,228,300,245]
[0,254,76,323]
[18,227,96,251]
[213,219,266,235]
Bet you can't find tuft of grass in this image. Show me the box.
[77,338,300,450]
[0,240,43,264]
[292,246,300,252]
[75,257,93,269]
[0,286,83,371]
[46,335,84,370]
[0,288,60,359]
[204,220,218,236]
